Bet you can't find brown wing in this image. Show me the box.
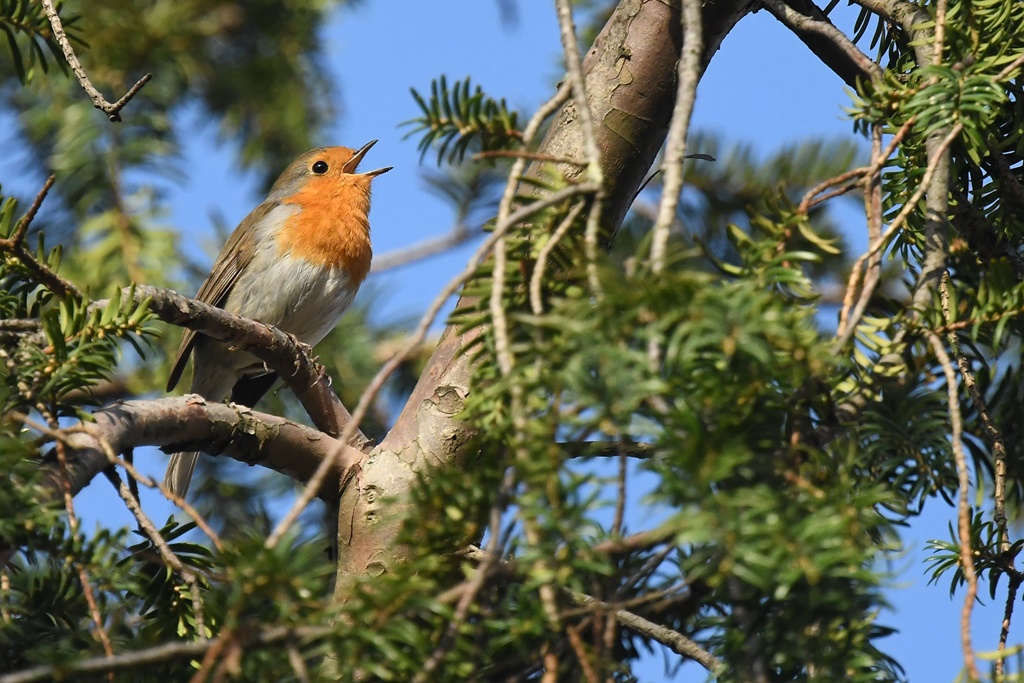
[166,202,277,391]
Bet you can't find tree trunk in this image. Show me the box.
[331,0,759,599]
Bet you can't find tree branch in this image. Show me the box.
[39,0,152,122]
[764,0,882,88]
[125,285,369,450]
[41,397,360,503]
[0,624,329,683]
[370,225,481,274]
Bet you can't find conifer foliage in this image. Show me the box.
[2,0,1024,681]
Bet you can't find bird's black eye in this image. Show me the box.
[312,160,329,174]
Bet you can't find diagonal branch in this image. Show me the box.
[39,0,152,122]
[764,0,882,88]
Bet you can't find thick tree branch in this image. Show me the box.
[44,397,360,503]
[125,285,369,450]
[764,0,882,88]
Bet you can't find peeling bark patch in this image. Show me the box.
[433,385,466,415]
[365,561,387,577]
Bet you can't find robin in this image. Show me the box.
[164,141,391,497]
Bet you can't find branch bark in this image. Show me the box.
[128,285,369,449]
[331,0,759,596]
[48,396,360,503]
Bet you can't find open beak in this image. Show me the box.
[344,139,392,177]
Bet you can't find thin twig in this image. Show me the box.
[554,0,605,296]
[104,469,208,640]
[473,149,587,166]
[797,167,868,214]
[924,330,978,681]
[1,176,54,248]
[832,119,914,341]
[612,452,627,538]
[939,272,1015,676]
[0,625,330,683]
[48,418,115,662]
[539,438,661,459]
[838,125,885,349]
[413,471,515,683]
[647,0,702,370]
[39,0,152,122]
[566,624,600,683]
[101,443,224,552]
[21,414,211,637]
[265,181,599,548]
[833,123,962,352]
[940,274,1009,554]
[649,0,703,273]
[0,176,83,300]
[370,225,480,274]
[490,83,574,375]
[529,201,586,314]
[286,643,311,683]
[933,0,947,67]
[567,589,721,672]
[998,575,1022,678]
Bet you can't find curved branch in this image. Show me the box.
[126,285,369,450]
[48,396,360,503]
[764,0,882,88]
[40,0,152,122]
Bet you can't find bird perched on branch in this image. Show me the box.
[164,141,391,497]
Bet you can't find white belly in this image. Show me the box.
[224,255,358,347]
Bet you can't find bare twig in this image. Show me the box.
[44,414,115,662]
[0,625,330,683]
[97,439,224,552]
[940,275,1010,553]
[924,330,978,680]
[567,589,721,672]
[939,273,1015,673]
[473,149,587,166]
[933,0,947,66]
[0,175,83,300]
[105,469,208,639]
[593,527,676,555]
[370,225,481,274]
[998,575,1022,678]
[529,201,586,314]
[648,0,703,369]
[491,82,575,374]
[833,123,962,352]
[649,0,703,273]
[797,167,868,214]
[2,175,55,248]
[40,0,152,122]
[554,0,604,296]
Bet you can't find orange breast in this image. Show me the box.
[277,179,373,286]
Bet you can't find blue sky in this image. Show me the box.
[50,0,1009,679]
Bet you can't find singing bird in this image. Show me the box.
[165,141,391,497]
